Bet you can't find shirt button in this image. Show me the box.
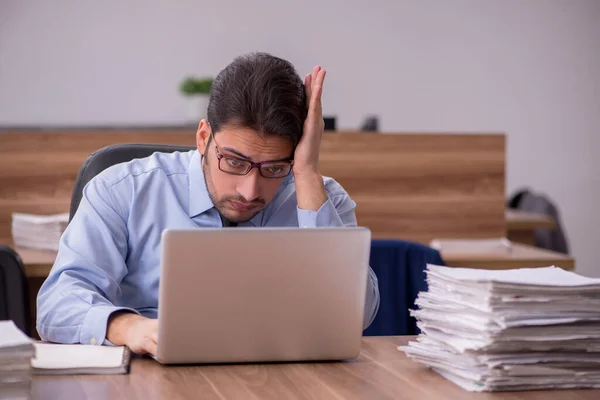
[90,338,97,345]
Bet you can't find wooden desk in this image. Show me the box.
[506,209,556,246]
[442,243,574,270]
[16,243,575,279]
[15,247,56,278]
[31,336,599,399]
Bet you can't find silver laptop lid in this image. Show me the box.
[156,227,371,364]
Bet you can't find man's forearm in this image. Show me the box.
[294,171,327,211]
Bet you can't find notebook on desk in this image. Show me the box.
[31,343,131,375]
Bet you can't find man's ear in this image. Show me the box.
[196,119,211,156]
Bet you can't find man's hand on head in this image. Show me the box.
[293,66,328,211]
[107,312,158,357]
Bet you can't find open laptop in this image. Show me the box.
[155,227,371,364]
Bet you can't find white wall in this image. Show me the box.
[1,1,599,276]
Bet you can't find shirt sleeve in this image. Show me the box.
[297,191,381,330]
[36,176,139,345]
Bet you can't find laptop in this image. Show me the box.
[155,227,371,364]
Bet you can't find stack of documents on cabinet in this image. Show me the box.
[400,264,600,391]
[11,212,69,251]
[0,321,35,400]
[429,237,512,255]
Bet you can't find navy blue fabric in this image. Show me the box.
[363,239,445,336]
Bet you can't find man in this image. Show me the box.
[37,53,380,356]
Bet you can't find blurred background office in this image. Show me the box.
[0,0,599,277]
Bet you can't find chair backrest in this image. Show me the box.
[0,245,31,336]
[508,188,569,254]
[364,239,445,336]
[69,143,195,222]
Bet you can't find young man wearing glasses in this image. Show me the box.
[37,53,380,356]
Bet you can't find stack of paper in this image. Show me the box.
[0,321,35,400]
[400,264,600,392]
[11,212,69,251]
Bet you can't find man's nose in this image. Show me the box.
[236,168,261,202]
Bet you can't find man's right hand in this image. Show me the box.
[106,312,158,356]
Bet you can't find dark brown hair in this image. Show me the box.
[207,52,307,147]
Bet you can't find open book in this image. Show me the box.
[31,343,131,375]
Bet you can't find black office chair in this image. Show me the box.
[69,144,195,222]
[0,245,31,336]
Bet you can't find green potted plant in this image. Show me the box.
[179,76,213,123]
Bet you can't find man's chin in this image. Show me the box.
[218,207,263,224]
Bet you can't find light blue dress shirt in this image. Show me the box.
[36,150,380,345]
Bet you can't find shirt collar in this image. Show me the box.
[188,150,215,218]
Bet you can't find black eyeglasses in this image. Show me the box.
[211,132,294,179]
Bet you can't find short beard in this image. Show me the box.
[201,155,265,224]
